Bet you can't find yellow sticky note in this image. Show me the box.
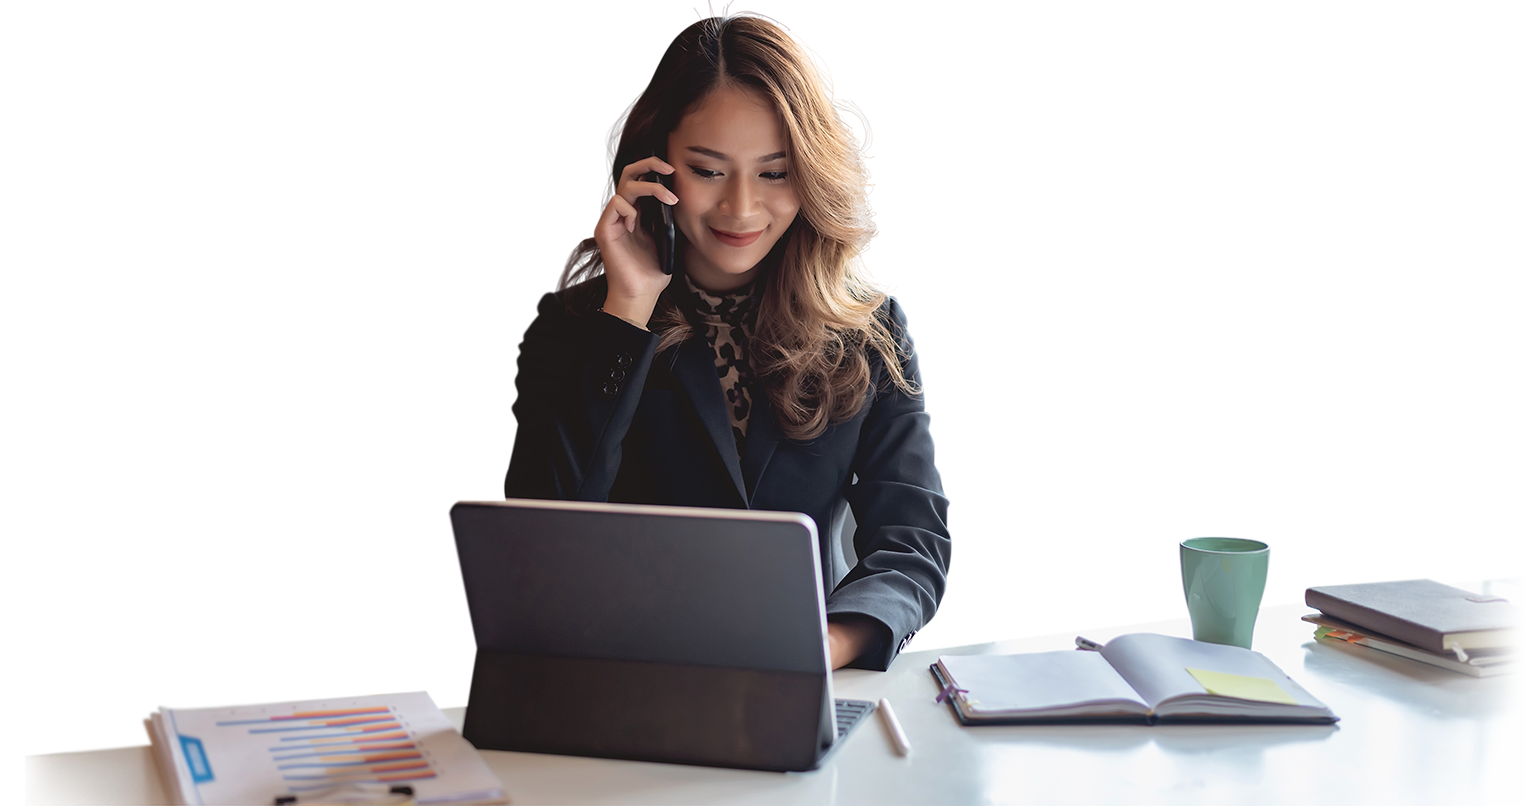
[1185,667,1298,705]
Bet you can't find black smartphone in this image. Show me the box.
[638,165,677,275]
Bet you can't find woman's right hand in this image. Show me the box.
[595,156,681,328]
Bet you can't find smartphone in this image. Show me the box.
[638,165,677,275]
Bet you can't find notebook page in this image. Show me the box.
[938,650,1148,715]
[156,691,503,805]
[1100,633,1326,712]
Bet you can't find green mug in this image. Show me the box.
[1180,537,1269,648]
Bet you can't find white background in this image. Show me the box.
[23,2,1526,355]
[1080,3,1519,564]
[24,1,393,355]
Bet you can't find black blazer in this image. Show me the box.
[504,279,951,670]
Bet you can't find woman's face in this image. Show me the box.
[667,85,800,293]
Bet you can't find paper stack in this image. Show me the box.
[1305,579,1516,677]
[146,691,506,805]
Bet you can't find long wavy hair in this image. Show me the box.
[561,14,916,441]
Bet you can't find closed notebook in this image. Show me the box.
[1303,613,1514,677]
[930,633,1337,725]
[145,691,506,805]
[1305,579,1518,653]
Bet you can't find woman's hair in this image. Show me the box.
[561,14,916,441]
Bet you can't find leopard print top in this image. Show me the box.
[685,274,760,458]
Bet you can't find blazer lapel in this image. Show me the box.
[670,337,748,505]
[741,386,781,503]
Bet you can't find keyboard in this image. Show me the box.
[834,698,875,740]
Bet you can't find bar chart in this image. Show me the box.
[216,705,440,792]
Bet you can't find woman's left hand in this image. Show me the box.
[827,616,877,669]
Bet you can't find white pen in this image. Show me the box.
[878,697,911,756]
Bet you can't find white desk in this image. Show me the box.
[26,604,1520,805]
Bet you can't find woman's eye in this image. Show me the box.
[689,168,787,183]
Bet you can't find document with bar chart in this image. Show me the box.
[146,691,505,805]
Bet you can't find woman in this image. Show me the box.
[505,15,949,671]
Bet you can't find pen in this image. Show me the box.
[878,697,911,756]
[274,783,415,806]
[1075,636,1104,652]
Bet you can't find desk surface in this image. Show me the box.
[26,604,1521,805]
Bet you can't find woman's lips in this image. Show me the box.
[710,227,763,248]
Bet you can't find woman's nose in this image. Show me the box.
[719,177,757,217]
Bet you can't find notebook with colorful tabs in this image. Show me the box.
[1304,612,1514,677]
[145,691,505,805]
[930,633,1338,725]
[1305,579,1519,654]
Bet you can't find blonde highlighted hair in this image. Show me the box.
[562,14,916,441]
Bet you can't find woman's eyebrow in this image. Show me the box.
[684,145,788,163]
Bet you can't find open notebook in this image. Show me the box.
[931,633,1338,725]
